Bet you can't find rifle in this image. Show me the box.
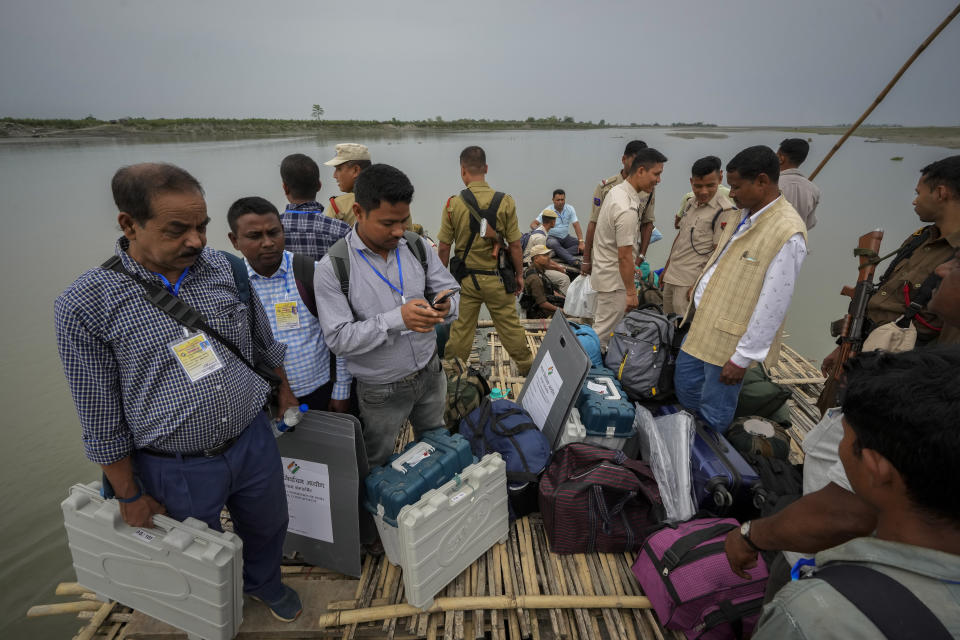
[816,229,884,415]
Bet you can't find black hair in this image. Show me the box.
[354,164,414,213]
[553,188,565,197]
[691,156,722,178]
[459,146,486,173]
[341,159,372,171]
[778,138,810,166]
[920,155,960,199]
[111,163,204,226]
[280,153,321,200]
[623,140,648,157]
[840,347,960,525]
[628,148,668,174]
[226,196,280,233]
[726,146,780,183]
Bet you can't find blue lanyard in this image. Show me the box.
[356,248,404,301]
[733,212,750,236]
[155,268,189,296]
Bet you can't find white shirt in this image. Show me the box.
[694,196,807,368]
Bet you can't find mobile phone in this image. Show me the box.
[430,290,455,308]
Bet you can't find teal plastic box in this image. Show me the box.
[364,429,475,527]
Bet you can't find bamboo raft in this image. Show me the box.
[33,324,825,640]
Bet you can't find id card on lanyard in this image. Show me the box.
[157,268,224,383]
[170,330,224,382]
[275,301,300,330]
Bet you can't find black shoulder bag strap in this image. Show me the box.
[810,563,952,640]
[291,252,318,318]
[101,256,281,386]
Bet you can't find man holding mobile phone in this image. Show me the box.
[315,164,460,468]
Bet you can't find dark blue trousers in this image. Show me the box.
[134,412,288,601]
[546,234,580,264]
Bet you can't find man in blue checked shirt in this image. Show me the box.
[227,196,353,412]
[278,153,352,260]
[55,163,303,622]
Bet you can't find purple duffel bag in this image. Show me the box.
[632,518,768,639]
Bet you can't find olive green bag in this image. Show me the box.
[442,358,490,432]
[734,365,791,426]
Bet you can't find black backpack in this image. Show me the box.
[741,451,802,518]
[221,251,318,316]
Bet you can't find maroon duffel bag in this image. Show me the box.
[539,443,665,553]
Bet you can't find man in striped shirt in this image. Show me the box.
[228,196,353,412]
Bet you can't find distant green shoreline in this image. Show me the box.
[1,117,958,148]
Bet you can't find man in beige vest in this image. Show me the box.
[591,148,668,348]
[676,146,807,433]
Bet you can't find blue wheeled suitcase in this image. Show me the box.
[576,373,636,451]
[691,419,760,520]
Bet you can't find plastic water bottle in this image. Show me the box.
[272,403,308,437]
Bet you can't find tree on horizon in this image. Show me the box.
[311,104,324,120]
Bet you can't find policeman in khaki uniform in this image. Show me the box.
[582,140,655,275]
[437,146,534,375]
[324,143,420,233]
[323,143,372,227]
[661,156,738,316]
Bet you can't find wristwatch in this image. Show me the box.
[740,521,763,552]
[638,253,646,263]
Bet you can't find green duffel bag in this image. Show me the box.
[727,416,793,460]
[442,357,490,432]
[735,365,791,426]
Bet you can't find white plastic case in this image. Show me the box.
[395,453,509,609]
[557,407,588,448]
[61,482,243,640]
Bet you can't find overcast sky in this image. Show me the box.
[1,0,957,126]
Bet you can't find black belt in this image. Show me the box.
[141,432,243,459]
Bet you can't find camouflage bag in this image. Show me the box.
[442,358,491,431]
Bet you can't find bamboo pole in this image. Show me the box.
[55,583,91,596]
[27,601,102,617]
[75,601,116,640]
[808,3,960,180]
[317,595,653,627]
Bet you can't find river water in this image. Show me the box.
[0,127,952,637]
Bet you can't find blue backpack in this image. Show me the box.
[569,321,603,368]
[460,398,552,519]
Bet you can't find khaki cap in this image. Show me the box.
[324,143,371,166]
[540,208,558,219]
[528,244,551,258]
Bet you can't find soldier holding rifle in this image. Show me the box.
[820,156,960,399]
